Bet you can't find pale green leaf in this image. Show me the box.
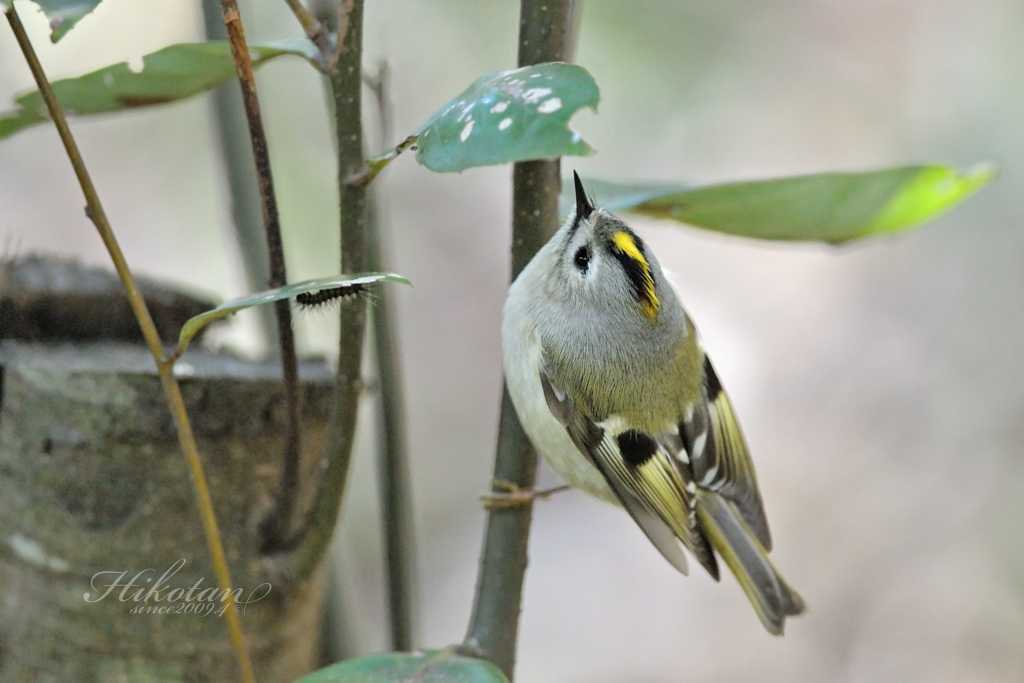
[0,37,319,139]
[567,165,995,243]
[175,273,409,359]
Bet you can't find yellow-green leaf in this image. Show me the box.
[568,165,995,244]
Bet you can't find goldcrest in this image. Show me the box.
[502,173,805,634]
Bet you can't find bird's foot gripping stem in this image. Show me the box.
[481,480,570,508]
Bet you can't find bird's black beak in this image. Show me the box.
[573,171,594,221]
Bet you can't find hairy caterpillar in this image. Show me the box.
[295,283,366,309]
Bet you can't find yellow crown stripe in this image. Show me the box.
[612,231,660,321]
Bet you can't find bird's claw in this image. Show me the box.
[481,480,570,508]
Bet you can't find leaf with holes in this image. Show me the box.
[0,37,319,139]
[567,164,995,244]
[414,63,599,173]
[295,650,509,683]
[173,273,409,360]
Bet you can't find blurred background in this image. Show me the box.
[3,0,1024,680]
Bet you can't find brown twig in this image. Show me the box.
[3,5,255,682]
[217,0,304,555]
[201,0,277,351]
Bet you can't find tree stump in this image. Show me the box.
[0,342,334,682]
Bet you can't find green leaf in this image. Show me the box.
[174,273,409,359]
[414,63,599,173]
[295,650,509,683]
[568,165,995,244]
[2,0,105,42]
[0,37,319,139]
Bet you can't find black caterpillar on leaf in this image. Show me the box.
[295,283,366,309]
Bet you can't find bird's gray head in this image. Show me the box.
[534,173,690,422]
[548,173,671,326]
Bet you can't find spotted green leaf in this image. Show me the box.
[295,650,509,683]
[567,165,994,244]
[174,273,409,360]
[0,37,319,139]
[414,63,599,173]
[1,0,104,42]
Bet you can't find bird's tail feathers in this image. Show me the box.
[696,491,806,635]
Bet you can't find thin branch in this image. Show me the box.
[267,0,367,582]
[461,0,575,679]
[201,0,277,352]
[283,0,334,62]
[366,61,416,652]
[217,0,304,555]
[3,6,255,682]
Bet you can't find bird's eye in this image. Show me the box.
[573,246,590,271]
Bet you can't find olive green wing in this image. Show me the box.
[682,355,772,550]
[540,364,717,578]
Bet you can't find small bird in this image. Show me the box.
[502,172,806,634]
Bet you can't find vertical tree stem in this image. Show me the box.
[271,0,366,582]
[463,1,574,679]
[3,6,255,682]
[366,62,417,653]
[216,0,304,553]
[368,221,416,652]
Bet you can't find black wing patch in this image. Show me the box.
[617,431,658,467]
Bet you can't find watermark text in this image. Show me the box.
[84,559,271,616]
